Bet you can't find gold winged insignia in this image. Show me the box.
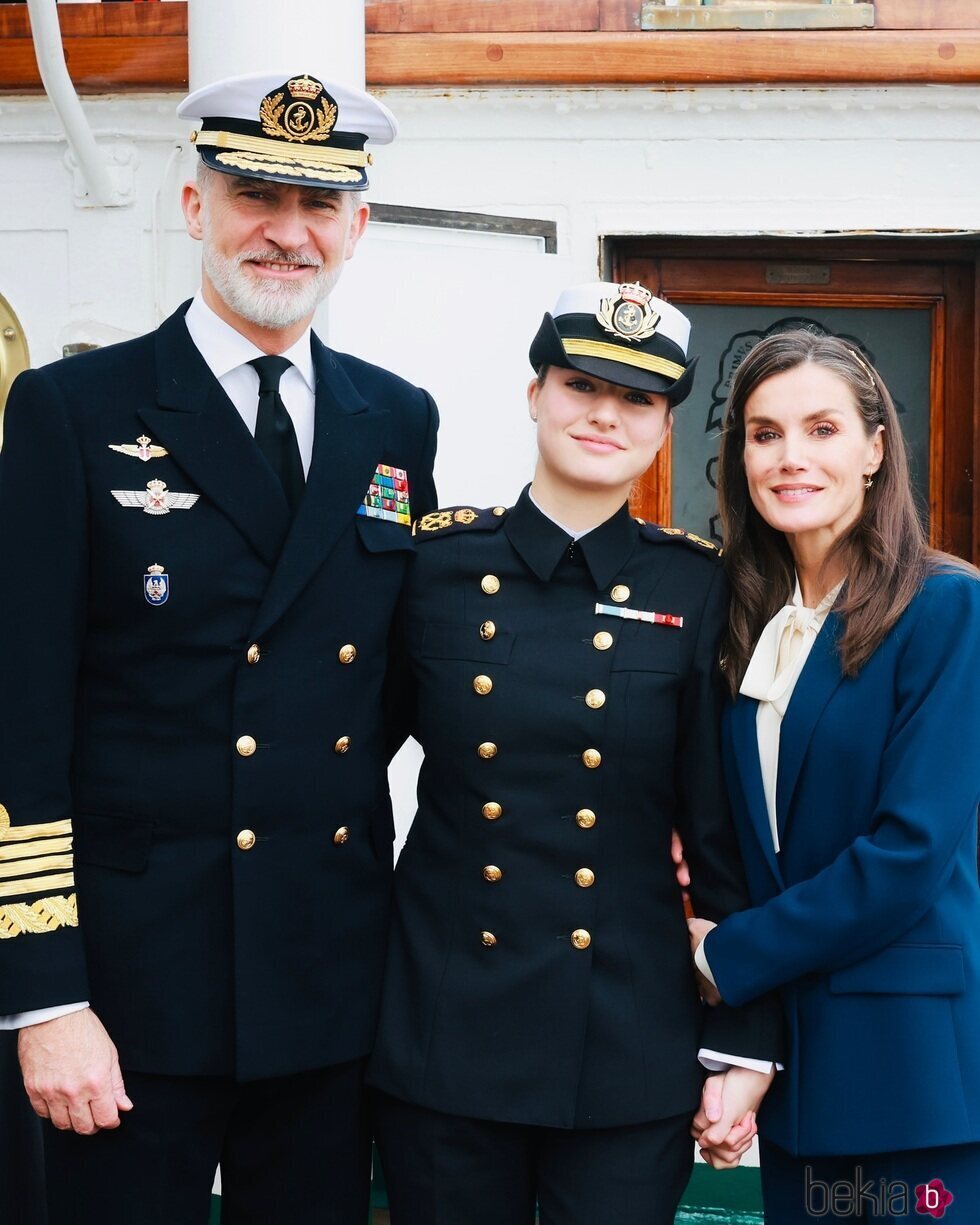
[108,435,168,462]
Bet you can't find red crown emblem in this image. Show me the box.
[618,282,653,307]
[288,74,323,102]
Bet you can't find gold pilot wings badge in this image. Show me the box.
[108,435,168,462]
[111,479,199,516]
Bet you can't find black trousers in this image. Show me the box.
[1,1031,47,1225]
[43,1059,371,1225]
[374,1091,694,1225]
[760,1137,980,1225]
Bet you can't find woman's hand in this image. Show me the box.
[688,916,721,1005]
[691,1067,775,1168]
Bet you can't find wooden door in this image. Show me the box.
[612,238,979,565]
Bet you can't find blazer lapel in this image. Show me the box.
[249,336,389,639]
[140,307,290,567]
[729,695,783,888]
[775,611,846,842]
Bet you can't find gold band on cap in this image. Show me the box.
[562,339,686,382]
[195,129,368,169]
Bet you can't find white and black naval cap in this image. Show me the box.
[177,70,397,191]
[529,281,698,405]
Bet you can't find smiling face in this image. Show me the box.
[529,366,671,514]
[181,168,369,345]
[742,361,884,563]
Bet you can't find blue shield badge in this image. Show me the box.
[144,564,169,606]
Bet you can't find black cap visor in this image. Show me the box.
[529,313,697,405]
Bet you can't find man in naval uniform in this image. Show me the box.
[0,70,437,1224]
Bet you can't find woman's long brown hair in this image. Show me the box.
[717,329,974,694]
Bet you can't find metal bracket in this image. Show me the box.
[65,143,139,209]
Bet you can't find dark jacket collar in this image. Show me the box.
[504,485,639,589]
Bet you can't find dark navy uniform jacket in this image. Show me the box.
[369,490,782,1129]
[0,303,437,1081]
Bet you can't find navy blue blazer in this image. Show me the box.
[706,570,980,1157]
[0,303,437,1080]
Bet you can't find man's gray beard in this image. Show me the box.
[202,241,342,331]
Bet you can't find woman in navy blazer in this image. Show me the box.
[688,330,980,1222]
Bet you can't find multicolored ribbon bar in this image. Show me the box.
[595,602,683,629]
[357,464,411,525]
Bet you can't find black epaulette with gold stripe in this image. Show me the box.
[637,520,722,558]
[413,505,509,539]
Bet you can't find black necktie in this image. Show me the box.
[249,356,305,514]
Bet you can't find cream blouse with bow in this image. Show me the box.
[739,576,845,854]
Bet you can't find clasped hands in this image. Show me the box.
[686,901,772,1168]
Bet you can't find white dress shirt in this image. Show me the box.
[184,294,316,476]
[0,295,317,1032]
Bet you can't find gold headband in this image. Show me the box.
[561,338,686,382]
[194,128,369,169]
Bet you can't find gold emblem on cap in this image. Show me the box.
[596,282,661,344]
[260,75,338,145]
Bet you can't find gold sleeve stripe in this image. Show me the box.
[0,819,73,843]
[0,836,73,863]
[0,873,74,901]
[0,893,78,940]
[195,129,368,169]
[0,855,74,880]
[561,339,686,381]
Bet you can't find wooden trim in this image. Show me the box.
[365,2,600,34]
[3,14,980,92]
[365,31,980,86]
[0,37,188,93]
[0,3,187,39]
[874,0,980,31]
[929,299,946,545]
[598,0,642,33]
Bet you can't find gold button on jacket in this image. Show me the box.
[483,864,502,882]
[236,829,256,851]
[610,584,630,603]
[482,801,502,820]
[236,735,256,757]
[481,574,501,595]
[575,808,597,829]
[333,826,350,844]
[334,736,351,754]
[570,929,592,950]
[585,689,606,709]
[246,643,261,665]
[481,931,497,947]
[338,644,357,664]
[592,630,613,651]
[575,867,596,888]
[473,674,493,696]
[479,620,496,641]
[581,748,602,769]
[477,741,498,759]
